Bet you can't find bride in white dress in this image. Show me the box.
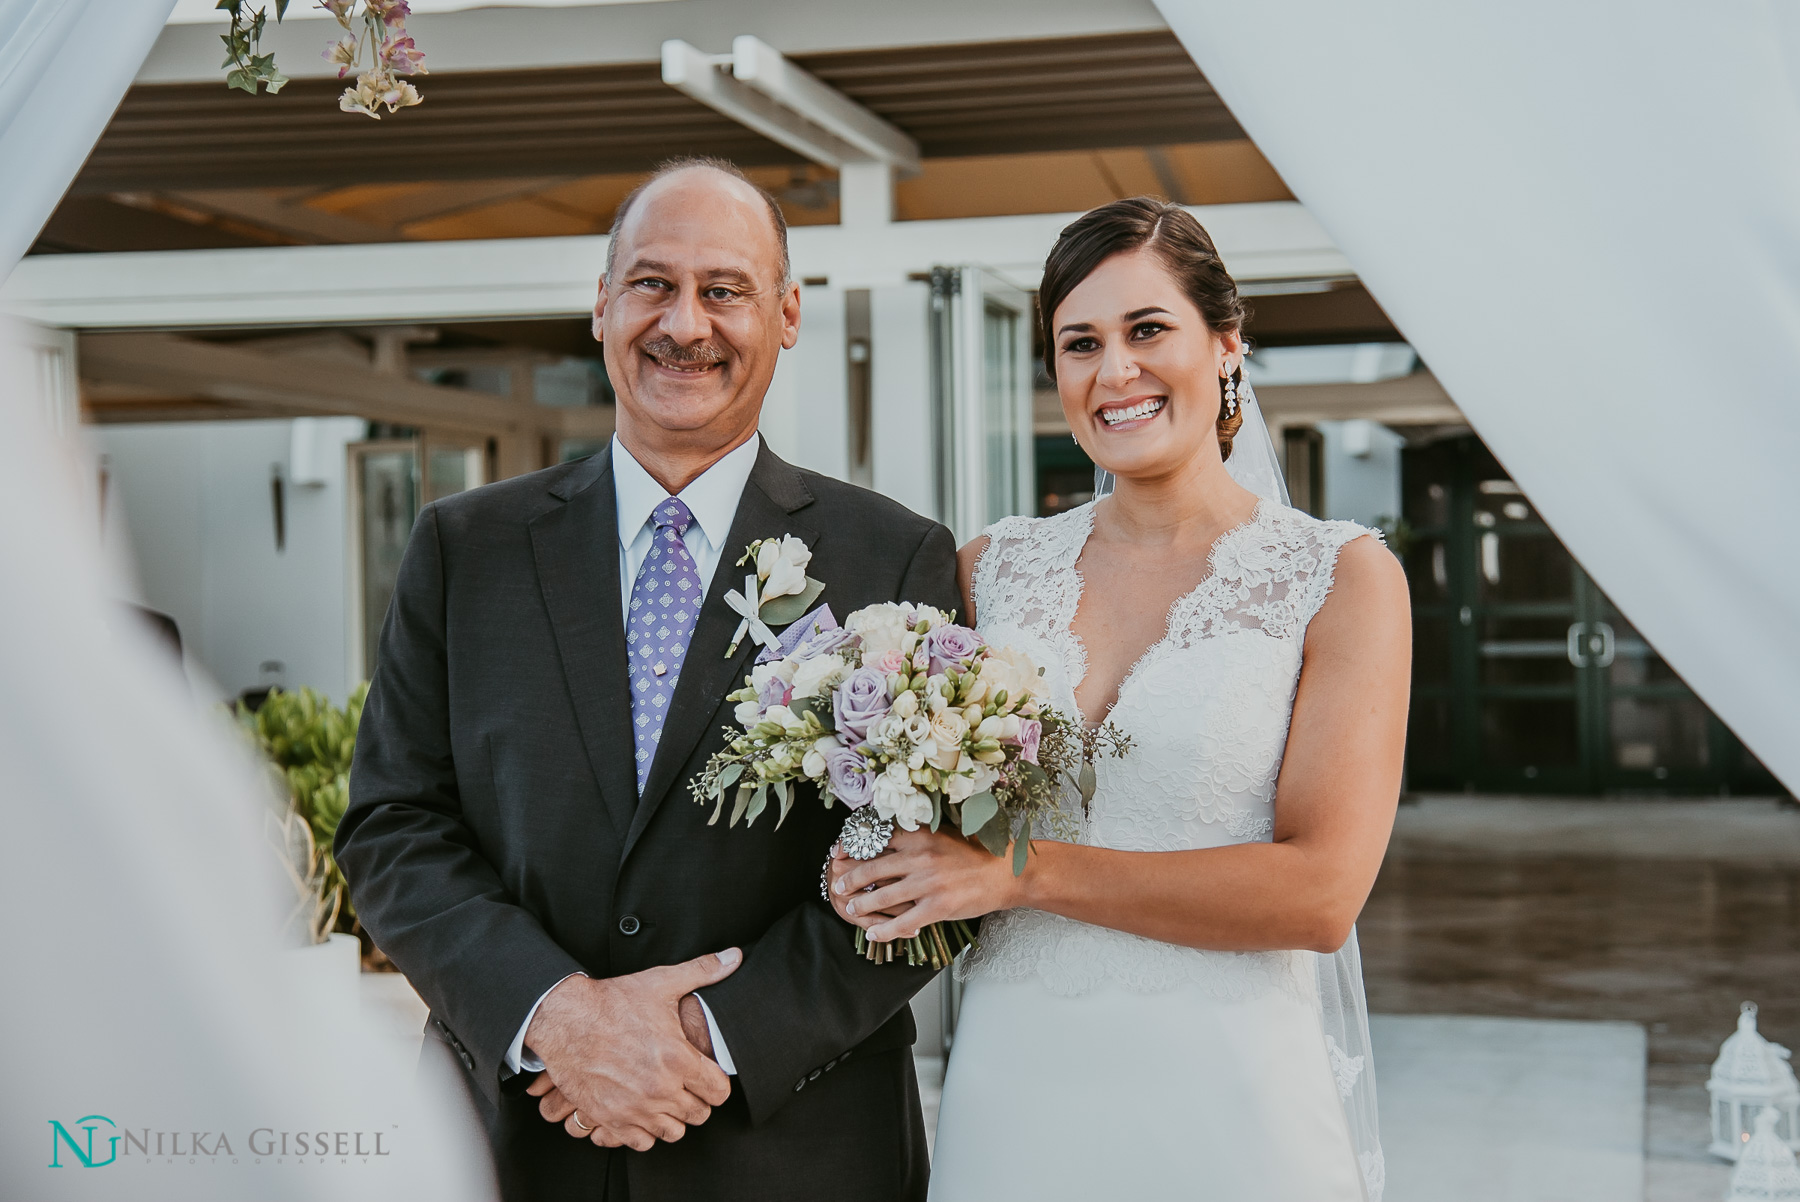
[827,198,1410,1201]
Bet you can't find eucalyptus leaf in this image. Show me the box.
[744,784,768,827]
[718,762,744,790]
[958,791,999,838]
[758,576,827,628]
[729,783,754,827]
[929,794,943,833]
[790,695,836,732]
[1011,815,1031,876]
[1018,760,1050,792]
[1078,761,1097,804]
[973,807,1011,858]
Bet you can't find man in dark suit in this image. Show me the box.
[336,157,957,1202]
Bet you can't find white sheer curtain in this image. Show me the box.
[0,7,494,1197]
[1154,0,1800,792]
[0,0,175,277]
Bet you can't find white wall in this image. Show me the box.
[759,283,849,481]
[869,281,935,520]
[94,417,366,703]
[1318,418,1403,529]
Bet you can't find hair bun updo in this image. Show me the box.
[1038,197,1248,460]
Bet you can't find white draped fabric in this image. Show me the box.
[0,0,176,278]
[1154,0,1800,792]
[0,7,494,1197]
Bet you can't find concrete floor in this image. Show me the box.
[1362,795,1800,1202]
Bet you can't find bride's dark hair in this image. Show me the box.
[1039,197,1248,460]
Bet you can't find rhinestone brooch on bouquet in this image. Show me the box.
[839,807,894,861]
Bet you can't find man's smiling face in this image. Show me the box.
[594,167,800,455]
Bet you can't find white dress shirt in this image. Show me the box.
[505,434,760,1078]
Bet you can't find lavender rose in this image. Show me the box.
[825,746,875,808]
[833,666,891,746]
[925,623,983,675]
[792,623,856,663]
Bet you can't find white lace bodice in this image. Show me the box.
[958,500,1379,1001]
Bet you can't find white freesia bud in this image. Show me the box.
[778,533,812,569]
[734,700,762,726]
[891,690,919,719]
[756,539,780,576]
[998,714,1022,741]
[802,734,838,778]
[763,555,806,599]
[765,705,809,734]
[962,703,984,727]
[976,715,1005,741]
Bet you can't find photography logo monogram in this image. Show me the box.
[47,1115,119,1168]
[45,1117,394,1168]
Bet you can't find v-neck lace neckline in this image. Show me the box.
[1063,499,1267,730]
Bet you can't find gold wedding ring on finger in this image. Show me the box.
[570,1112,595,1133]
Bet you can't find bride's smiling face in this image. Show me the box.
[1052,247,1243,481]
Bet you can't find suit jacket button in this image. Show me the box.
[459,1052,474,1071]
[618,915,641,936]
[794,1079,806,1092]
[808,1069,822,1081]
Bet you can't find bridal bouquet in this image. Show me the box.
[691,602,1129,968]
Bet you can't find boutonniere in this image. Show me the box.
[723,535,826,657]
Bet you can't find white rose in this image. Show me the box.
[902,714,933,744]
[790,653,848,701]
[871,763,916,823]
[980,644,1041,705]
[874,712,904,741]
[846,604,909,658]
[927,711,968,770]
[894,788,934,831]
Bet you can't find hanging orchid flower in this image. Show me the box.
[217,0,426,115]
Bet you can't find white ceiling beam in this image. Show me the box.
[2,202,1352,328]
[662,38,921,176]
[729,36,921,173]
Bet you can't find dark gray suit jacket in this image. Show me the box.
[337,441,958,1202]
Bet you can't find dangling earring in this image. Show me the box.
[1221,365,1240,419]
[1071,432,1080,446]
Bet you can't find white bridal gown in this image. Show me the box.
[930,499,1385,1202]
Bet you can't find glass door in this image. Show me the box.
[928,265,1036,540]
[1402,435,1771,794]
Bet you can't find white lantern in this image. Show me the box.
[1710,1002,1800,1161]
[1726,1107,1800,1202]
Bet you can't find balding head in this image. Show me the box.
[592,156,802,493]
[605,157,790,287]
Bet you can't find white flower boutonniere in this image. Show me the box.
[723,535,827,657]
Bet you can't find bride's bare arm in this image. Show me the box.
[830,535,1410,955]
[956,536,986,626]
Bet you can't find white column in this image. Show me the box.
[839,161,894,229]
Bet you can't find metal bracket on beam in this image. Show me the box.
[662,37,921,177]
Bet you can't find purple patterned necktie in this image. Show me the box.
[627,497,704,793]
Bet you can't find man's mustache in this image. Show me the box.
[640,335,727,367]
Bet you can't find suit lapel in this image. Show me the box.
[625,445,816,861]
[528,448,639,838]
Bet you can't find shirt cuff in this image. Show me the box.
[506,972,586,1074]
[696,995,737,1075]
